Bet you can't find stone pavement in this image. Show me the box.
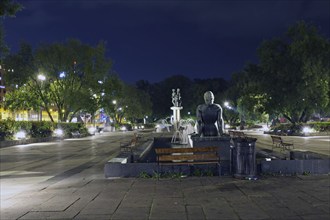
[1,130,329,220]
[1,172,329,219]
[244,130,330,158]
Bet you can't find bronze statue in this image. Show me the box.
[196,91,224,136]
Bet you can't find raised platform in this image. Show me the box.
[190,135,232,175]
[104,135,330,178]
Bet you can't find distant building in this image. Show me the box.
[0,65,59,121]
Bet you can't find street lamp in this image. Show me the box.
[37,74,46,121]
[38,74,46,81]
[59,72,66,78]
[224,101,232,109]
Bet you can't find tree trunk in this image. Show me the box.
[299,108,306,123]
[44,107,54,122]
[282,113,295,124]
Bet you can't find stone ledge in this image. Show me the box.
[0,137,60,148]
[261,159,330,175]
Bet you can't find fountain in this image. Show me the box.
[170,88,183,143]
[104,90,258,178]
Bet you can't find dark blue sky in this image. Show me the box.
[3,0,330,83]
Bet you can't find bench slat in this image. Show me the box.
[155,146,221,176]
[155,147,218,154]
[229,130,247,138]
[158,153,219,162]
[159,161,220,165]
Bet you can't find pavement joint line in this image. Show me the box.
[1,131,329,220]
[110,179,136,220]
[36,161,98,191]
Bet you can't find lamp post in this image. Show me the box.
[37,74,46,121]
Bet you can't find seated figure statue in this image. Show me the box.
[196,91,224,137]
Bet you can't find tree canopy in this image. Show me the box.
[0,0,23,62]
[4,40,119,122]
[231,21,330,124]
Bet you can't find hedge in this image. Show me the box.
[0,119,88,141]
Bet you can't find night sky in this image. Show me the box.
[3,0,330,83]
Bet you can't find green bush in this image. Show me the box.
[270,122,330,135]
[144,123,155,129]
[30,121,54,138]
[0,120,89,140]
[55,122,88,137]
[307,122,330,132]
[0,119,15,140]
[271,123,303,135]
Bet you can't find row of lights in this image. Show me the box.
[15,128,64,140]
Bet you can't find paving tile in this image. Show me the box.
[149,211,187,220]
[0,210,30,220]
[19,209,87,220]
[31,195,80,212]
[111,206,150,220]
[301,214,330,220]
[186,205,205,220]
[73,214,112,220]
[80,198,121,215]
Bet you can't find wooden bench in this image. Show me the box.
[270,135,294,151]
[120,133,141,153]
[155,147,221,176]
[229,130,248,139]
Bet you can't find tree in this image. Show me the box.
[0,0,23,61]
[257,21,330,123]
[4,40,115,122]
[120,84,152,124]
[193,78,228,104]
[104,82,152,125]
[3,84,40,112]
[148,75,194,120]
[0,0,23,17]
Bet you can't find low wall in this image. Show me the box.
[0,137,60,148]
[104,162,158,178]
[261,159,330,175]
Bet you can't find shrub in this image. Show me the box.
[30,121,54,138]
[307,122,330,132]
[0,119,14,140]
[55,122,88,137]
[0,120,89,140]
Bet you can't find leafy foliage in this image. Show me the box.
[231,21,330,124]
[4,40,118,122]
[257,21,330,123]
[0,119,88,140]
[0,0,23,62]
[0,0,23,17]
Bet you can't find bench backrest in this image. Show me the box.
[229,130,247,138]
[235,131,246,138]
[271,135,282,144]
[155,147,219,163]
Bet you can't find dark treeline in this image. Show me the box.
[136,75,229,120]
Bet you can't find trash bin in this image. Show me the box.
[231,137,257,179]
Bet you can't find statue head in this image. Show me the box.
[203,91,214,105]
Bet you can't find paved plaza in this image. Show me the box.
[1,130,329,220]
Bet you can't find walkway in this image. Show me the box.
[1,130,329,219]
[244,130,330,157]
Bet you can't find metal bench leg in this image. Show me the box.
[218,163,221,176]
